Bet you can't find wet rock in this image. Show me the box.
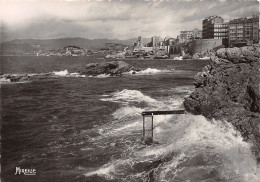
[2,74,29,82]
[184,44,260,160]
[80,61,137,76]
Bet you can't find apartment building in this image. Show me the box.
[202,16,228,39]
[179,28,202,43]
[229,15,259,47]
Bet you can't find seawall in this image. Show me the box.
[190,39,227,54]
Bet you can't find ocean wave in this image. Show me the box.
[94,74,112,78]
[53,70,69,76]
[199,56,210,60]
[85,114,258,182]
[0,77,11,83]
[112,106,144,120]
[53,70,87,77]
[126,68,173,75]
[138,68,170,74]
[101,89,185,113]
[101,89,158,105]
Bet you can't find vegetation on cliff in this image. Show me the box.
[184,45,260,161]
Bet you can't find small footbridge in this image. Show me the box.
[141,110,186,143]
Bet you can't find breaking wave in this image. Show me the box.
[85,114,258,182]
[53,70,69,76]
[127,68,173,75]
[89,89,258,181]
[0,77,11,83]
[100,89,167,109]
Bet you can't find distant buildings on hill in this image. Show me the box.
[178,15,259,47]
[35,14,259,58]
[176,15,259,54]
[131,36,179,58]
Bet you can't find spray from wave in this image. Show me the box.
[101,89,158,105]
[88,89,258,182]
[85,114,258,182]
[53,70,69,76]
[127,68,174,75]
[0,77,11,83]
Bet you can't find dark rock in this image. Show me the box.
[4,74,29,82]
[184,44,260,159]
[80,61,136,76]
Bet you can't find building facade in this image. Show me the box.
[151,36,161,48]
[229,15,259,47]
[202,16,228,39]
[179,28,202,43]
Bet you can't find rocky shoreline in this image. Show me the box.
[0,61,138,82]
[184,45,260,162]
[79,61,138,76]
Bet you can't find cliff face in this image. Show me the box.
[184,45,260,159]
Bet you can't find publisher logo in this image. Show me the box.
[15,167,36,175]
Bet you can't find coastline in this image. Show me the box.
[184,45,260,162]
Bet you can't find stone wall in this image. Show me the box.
[190,39,223,54]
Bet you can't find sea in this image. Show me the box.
[1,56,259,182]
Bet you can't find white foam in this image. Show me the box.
[173,56,183,60]
[112,106,144,120]
[85,164,115,179]
[135,68,172,75]
[87,114,258,181]
[95,74,111,78]
[0,77,11,83]
[199,56,210,60]
[113,121,141,133]
[101,89,158,105]
[145,114,257,181]
[139,68,167,74]
[67,72,86,77]
[53,70,69,76]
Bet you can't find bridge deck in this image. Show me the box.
[142,110,185,116]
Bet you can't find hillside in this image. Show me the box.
[0,37,151,55]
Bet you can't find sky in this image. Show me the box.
[0,0,259,42]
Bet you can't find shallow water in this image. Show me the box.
[1,56,258,181]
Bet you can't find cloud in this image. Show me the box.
[0,0,259,41]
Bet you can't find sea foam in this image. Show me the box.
[93,89,258,181]
[128,68,173,75]
[0,77,11,83]
[53,70,69,76]
[85,112,258,182]
[101,89,158,105]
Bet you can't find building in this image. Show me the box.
[151,36,161,48]
[165,38,176,46]
[202,16,228,39]
[229,15,259,47]
[179,29,202,43]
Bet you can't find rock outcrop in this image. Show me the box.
[80,61,137,76]
[0,73,53,82]
[184,45,260,160]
